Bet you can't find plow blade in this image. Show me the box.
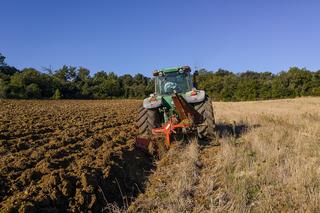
[135,136,167,158]
[135,137,151,151]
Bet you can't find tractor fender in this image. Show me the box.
[183,90,206,104]
[143,97,162,109]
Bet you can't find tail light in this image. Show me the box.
[149,94,157,101]
[190,88,197,96]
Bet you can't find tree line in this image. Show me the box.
[0,54,153,99]
[196,68,320,101]
[0,53,319,100]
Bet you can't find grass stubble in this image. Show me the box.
[128,97,320,212]
[127,139,200,213]
[4,98,318,212]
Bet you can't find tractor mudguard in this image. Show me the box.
[183,90,206,104]
[143,97,162,109]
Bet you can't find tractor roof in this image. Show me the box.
[153,66,191,76]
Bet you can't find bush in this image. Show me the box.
[26,83,41,99]
[52,89,62,100]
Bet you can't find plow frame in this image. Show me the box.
[136,93,203,152]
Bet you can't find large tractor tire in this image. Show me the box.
[194,96,216,140]
[136,105,161,136]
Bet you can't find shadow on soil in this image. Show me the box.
[100,123,261,210]
[101,147,155,209]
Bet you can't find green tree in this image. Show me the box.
[92,71,121,98]
[0,53,6,66]
[74,67,92,98]
[221,74,237,101]
[52,89,62,99]
[54,65,77,82]
[119,74,134,98]
[0,79,9,98]
[26,83,41,98]
[51,65,78,98]
[8,68,52,98]
[310,71,320,96]
[286,67,313,96]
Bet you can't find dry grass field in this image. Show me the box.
[212,97,320,212]
[129,97,320,212]
[0,98,319,212]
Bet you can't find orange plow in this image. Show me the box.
[135,93,203,153]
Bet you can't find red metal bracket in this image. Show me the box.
[152,117,191,148]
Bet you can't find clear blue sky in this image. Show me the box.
[1,0,320,76]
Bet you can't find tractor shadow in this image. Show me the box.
[215,122,261,138]
[199,122,261,146]
[101,147,155,209]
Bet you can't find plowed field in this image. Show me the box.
[2,98,319,212]
[0,100,153,212]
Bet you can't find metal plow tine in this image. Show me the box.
[135,137,151,151]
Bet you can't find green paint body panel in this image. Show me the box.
[161,96,173,122]
[162,96,173,108]
[157,93,190,108]
[160,95,185,122]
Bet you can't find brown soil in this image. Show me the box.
[0,100,154,213]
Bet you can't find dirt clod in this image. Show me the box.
[0,100,153,212]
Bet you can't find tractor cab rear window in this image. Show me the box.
[155,72,192,95]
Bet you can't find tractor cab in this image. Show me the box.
[153,66,193,95]
[136,65,216,153]
[144,66,205,111]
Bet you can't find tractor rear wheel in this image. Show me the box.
[136,105,161,136]
[194,96,216,140]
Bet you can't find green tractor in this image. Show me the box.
[136,66,215,151]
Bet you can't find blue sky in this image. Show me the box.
[1,0,320,76]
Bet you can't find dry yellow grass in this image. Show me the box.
[196,97,320,212]
[128,97,320,213]
[128,139,200,213]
